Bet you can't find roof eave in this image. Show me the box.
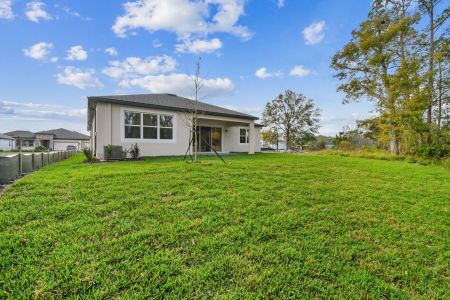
[88,97,259,121]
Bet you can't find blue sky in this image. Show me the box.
[0,0,376,135]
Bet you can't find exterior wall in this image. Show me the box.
[95,103,191,159]
[224,126,247,153]
[223,125,261,153]
[254,127,262,152]
[91,114,96,151]
[94,102,261,158]
[14,139,34,151]
[35,134,54,150]
[95,102,112,158]
[0,139,14,151]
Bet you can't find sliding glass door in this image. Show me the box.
[211,128,222,152]
[196,127,222,152]
[200,127,211,152]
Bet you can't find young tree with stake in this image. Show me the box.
[181,58,203,163]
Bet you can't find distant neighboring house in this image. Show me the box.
[5,129,90,151]
[87,93,262,159]
[4,131,35,151]
[36,129,90,150]
[0,133,15,151]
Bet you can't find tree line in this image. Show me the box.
[262,0,448,158]
[332,0,449,156]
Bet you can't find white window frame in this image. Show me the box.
[21,139,34,147]
[121,108,176,143]
[124,111,142,139]
[143,113,158,140]
[159,114,174,140]
[239,128,250,144]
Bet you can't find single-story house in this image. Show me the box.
[0,133,15,151]
[5,129,90,151]
[88,93,262,159]
[36,129,90,151]
[3,130,36,151]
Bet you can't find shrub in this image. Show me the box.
[33,146,48,152]
[416,143,450,159]
[338,140,352,151]
[129,143,140,160]
[308,139,327,150]
[82,147,95,162]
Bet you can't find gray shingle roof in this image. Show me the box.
[88,93,258,130]
[5,129,89,140]
[0,133,14,140]
[4,130,35,138]
[36,128,90,140]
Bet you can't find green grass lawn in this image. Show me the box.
[0,152,17,155]
[0,152,47,156]
[0,153,449,299]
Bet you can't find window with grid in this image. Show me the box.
[239,128,249,144]
[124,111,174,141]
[124,111,141,139]
[143,113,157,139]
[159,115,173,140]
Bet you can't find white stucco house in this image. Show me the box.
[87,93,262,159]
[4,129,90,151]
[0,134,15,151]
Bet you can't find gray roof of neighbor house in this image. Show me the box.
[87,93,259,130]
[36,128,90,140]
[4,130,35,138]
[0,133,14,140]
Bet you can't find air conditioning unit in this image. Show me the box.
[104,145,124,161]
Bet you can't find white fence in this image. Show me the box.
[0,151,76,184]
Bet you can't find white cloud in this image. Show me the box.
[255,67,282,79]
[277,0,285,8]
[112,0,251,40]
[105,47,118,56]
[289,65,311,77]
[0,100,86,122]
[153,39,163,48]
[320,112,374,136]
[119,73,234,99]
[66,45,88,61]
[59,5,92,21]
[23,42,53,60]
[103,55,176,79]
[175,38,222,54]
[56,67,103,89]
[302,20,326,45]
[25,1,52,23]
[255,67,270,79]
[0,0,14,19]
[220,104,263,117]
[255,67,271,79]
